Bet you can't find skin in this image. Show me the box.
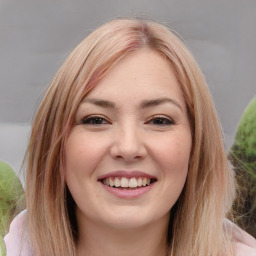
[65,48,192,256]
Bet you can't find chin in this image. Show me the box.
[99,207,168,230]
[105,218,151,230]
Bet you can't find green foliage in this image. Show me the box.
[229,97,256,237]
[0,161,24,256]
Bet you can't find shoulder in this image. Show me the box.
[4,210,33,256]
[225,219,256,256]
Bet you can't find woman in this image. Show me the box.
[4,18,256,256]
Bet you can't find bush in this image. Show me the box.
[229,97,256,237]
[0,161,24,255]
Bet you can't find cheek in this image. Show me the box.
[155,134,191,172]
[64,131,104,179]
[157,137,191,207]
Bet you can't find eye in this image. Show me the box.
[80,115,110,125]
[147,116,175,126]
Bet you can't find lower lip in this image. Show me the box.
[101,183,154,199]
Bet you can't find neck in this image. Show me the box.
[76,215,169,256]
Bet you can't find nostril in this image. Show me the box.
[110,134,147,161]
[114,154,145,162]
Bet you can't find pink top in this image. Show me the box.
[4,210,32,256]
[4,210,256,255]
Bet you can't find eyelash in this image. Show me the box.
[80,115,175,126]
[146,116,175,126]
[80,115,110,125]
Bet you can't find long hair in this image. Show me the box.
[25,18,236,256]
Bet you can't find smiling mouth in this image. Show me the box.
[99,177,157,189]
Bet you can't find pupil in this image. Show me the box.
[154,118,163,124]
[94,118,102,124]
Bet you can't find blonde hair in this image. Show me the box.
[25,18,236,256]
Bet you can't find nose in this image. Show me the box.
[110,123,147,162]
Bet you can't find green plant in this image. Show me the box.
[229,97,256,237]
[0,161,24,255]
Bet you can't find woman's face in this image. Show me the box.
[65,48,192,230]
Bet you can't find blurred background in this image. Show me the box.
[0,0,256,179]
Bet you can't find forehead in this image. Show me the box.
[84,48,186,109]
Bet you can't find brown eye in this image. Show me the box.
[148,117,175,126]
[81,116,110,125]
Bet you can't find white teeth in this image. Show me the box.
[103,177,153,188]
[109,178,114,187]
[121,177,129,187]
[114,177,121,187]
[129,177,137,188]
[137,177,142,186]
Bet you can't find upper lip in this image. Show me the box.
[97,170,157,180]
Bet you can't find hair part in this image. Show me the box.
[25,18,235,256]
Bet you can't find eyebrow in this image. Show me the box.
[82,97,183,111]
[140,97,183,111]
[82,98,115,108]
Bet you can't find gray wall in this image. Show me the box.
[1,0,256,176]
